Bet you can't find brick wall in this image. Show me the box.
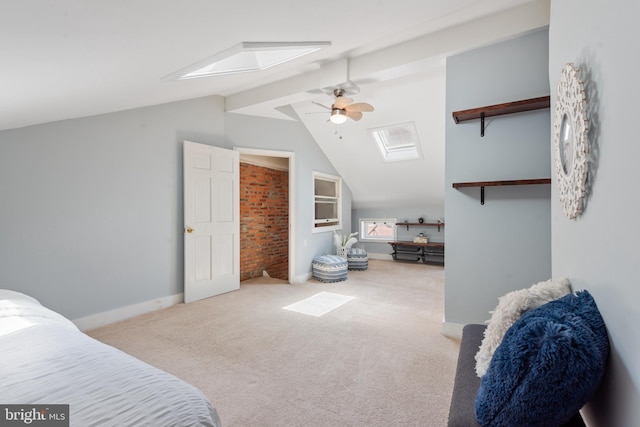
[240,162,289,281]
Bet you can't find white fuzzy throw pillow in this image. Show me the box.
[474,278,572,377]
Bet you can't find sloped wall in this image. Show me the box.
[225,112,352,282]
[0,97,350,322]
[0,96,226,319]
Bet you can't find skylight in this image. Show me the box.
[163,41,331,80]
[369,121,423,162]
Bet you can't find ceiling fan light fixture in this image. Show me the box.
[330,109,348,124]
[163,41,331,80]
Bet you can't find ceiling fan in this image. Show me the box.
[313,88,374,124]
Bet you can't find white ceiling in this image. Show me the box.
[0,0,549,209]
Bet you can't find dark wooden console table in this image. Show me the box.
[388,241,445,266]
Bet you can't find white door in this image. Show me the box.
[183,141,239,303]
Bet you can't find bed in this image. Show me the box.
[0,289,222,427]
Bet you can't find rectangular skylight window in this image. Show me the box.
[163,41,331,80]
[369,121,423,162]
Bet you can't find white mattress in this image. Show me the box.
[0,290,222,427]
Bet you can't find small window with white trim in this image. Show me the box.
[359,218,397,242]
[313,172,342,232]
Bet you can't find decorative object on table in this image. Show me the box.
[311,255,348,283]
[554,63,589,220]
[346,248,368,271]
[418,217,424,224]
[333,231,358,258]
[413,232,428,244]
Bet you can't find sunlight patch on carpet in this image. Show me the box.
[283,292,355,317]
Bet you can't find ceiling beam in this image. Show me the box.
[224,0,550,120]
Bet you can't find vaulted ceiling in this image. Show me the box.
[0,0,549,208]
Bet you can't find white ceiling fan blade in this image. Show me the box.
[345,102,374,113]
[346,111,363,121]
[312,101,331,110]
[334,96,353,109]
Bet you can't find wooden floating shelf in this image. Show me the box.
[451,96,550,136]
[452,179,551,188]
[398,222,445,231]
[452,179,551,205]
[452,96,550,123]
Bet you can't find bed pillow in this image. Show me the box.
[0,289,78,331]
[0,289,41,304]
[474,278,572,377]
[474,290,609,427]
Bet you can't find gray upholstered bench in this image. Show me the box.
[447,324,586,427]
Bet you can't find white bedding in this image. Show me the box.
[0,290,222,427]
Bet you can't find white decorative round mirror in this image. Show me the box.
[554,63,589,219]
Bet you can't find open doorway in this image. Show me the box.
[236,148,295,284]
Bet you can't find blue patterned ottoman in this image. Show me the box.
[347,248,368,271]
[312,255,348,283]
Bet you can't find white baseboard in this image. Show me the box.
[73,293,183,331]
[367,253,394,261]
[441,321,465,339]
[293,272,313,284]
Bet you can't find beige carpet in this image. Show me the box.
[88,259,460,427]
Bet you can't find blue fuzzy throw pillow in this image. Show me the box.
[474,290,609,427]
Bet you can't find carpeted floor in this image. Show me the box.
[88,259,460,427]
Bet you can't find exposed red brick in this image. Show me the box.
[240,162,289,281]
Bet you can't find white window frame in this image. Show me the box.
[312,172,342,233]
[359,218,397,242]
[369,121,423,163]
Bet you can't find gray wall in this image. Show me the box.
[549,1,640,425]
[0,96,225,319]
[224,112,352,278]
[444,29,552,326]
[0,96,349,320]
